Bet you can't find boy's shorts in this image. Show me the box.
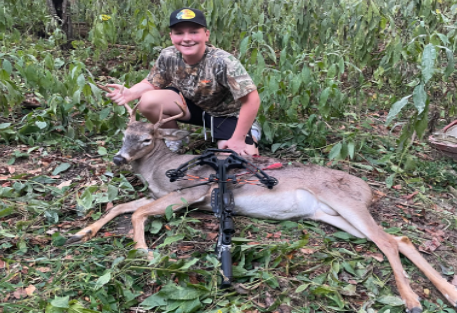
[165,87,256,145]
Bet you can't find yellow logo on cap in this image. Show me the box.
[176,9,196,20]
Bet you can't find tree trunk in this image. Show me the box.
[46,0,74,44]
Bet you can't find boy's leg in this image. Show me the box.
[137,89,191,127]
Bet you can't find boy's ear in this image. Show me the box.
[156,128,190,140]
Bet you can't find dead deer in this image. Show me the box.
[67,99,457,313]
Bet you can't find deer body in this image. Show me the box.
[67,102,457,313]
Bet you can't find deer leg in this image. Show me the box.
[395,236,457,307]
[313,210,366,238]
[366,227,423,312]
[66,197,153,244]
[131,190,208,250]
[322,200,423,312]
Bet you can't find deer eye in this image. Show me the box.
[142,139,152,144]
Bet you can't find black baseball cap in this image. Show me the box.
[169,8,207,28]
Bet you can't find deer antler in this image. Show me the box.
[97,83,134,119]
[153,93,187,131]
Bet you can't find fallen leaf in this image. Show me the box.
[46,228,59,235]
[0,260,6,269]
[419,238,441,253]
[405,191,419,200]
[364,252,384,262]
[206,232,218,240]
[0,176,11,180]
[105,202,113,211]
[300,248,315,255]
[36,267,52,273]
[13,288,27,299]
[273,231,281,238]
[7,166,15,174]
[348,279,357,284]
[25,285,36,296]
[63,255,73,260]
[392,184,402,189]
[56,180,72,189]
[423,288,430,298]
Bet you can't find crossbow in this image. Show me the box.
[166,148,278,287]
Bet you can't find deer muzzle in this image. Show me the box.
[113,155,127,166]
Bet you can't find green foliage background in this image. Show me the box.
[1,1,457,312]
[1,0,456,154]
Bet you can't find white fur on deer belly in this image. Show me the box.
[234,189,326,220]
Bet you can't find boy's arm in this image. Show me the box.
[222,90,260,154]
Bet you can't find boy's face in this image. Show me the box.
[170,22,210,64]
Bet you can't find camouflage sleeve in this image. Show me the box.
[146,52,170,89]
[219,55,257,100]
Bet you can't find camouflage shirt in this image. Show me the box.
[147,44,257,117]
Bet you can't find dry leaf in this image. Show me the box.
[13,288,27,299]
[105,202,114,211]
[0,176,11,180]
[392,184,402,189]
[46,228,59,235]
[25,285,36,296]
[405,191,419,200]
[300,248,315,255]
[206,232,218,241]
[7,166,15,174]
[36,267,52,273]
[364,252,384,262]
[56,180,72,189]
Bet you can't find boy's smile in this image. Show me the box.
[170,22,210,65]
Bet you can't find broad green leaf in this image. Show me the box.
[412,83,426,114]
[332,231,354,241]
[165,204,173,220]
[97,146,107,156]
[94,272,111,290]
[239,36,250,58]
[52,163,71,176]
[159,234,184,247]
[35,121,47,129]
[107,185,118,202]
[295,283,310,293]
[50,296,70,308]
[347,141,355,159]
[385,174,395,189]
[77,74,85,87]
[54,58,65,70]
[149,220,163,234]
[0,207,13,218]
[0,123,11,129]
[385,95,411,125]
[376,295,404,306]
[140,293,167,310]
[328,142,342,160]
[2,59,12,74]
[52,232,66,246]
[421,43,436,84]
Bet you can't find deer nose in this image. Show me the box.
[113,155,126,166]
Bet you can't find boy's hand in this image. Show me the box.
[106,84,134,105]
[221,137,248,155]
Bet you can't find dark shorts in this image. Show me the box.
[165,87,255,145]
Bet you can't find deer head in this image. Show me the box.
[112,94,189,166]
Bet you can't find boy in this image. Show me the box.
[107,7,261,155]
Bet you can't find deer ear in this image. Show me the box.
[156,128,190,140]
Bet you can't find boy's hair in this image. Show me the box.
[169,8,207,28]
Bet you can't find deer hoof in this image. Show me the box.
[66,230,92,244]
[408,308,422,313]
